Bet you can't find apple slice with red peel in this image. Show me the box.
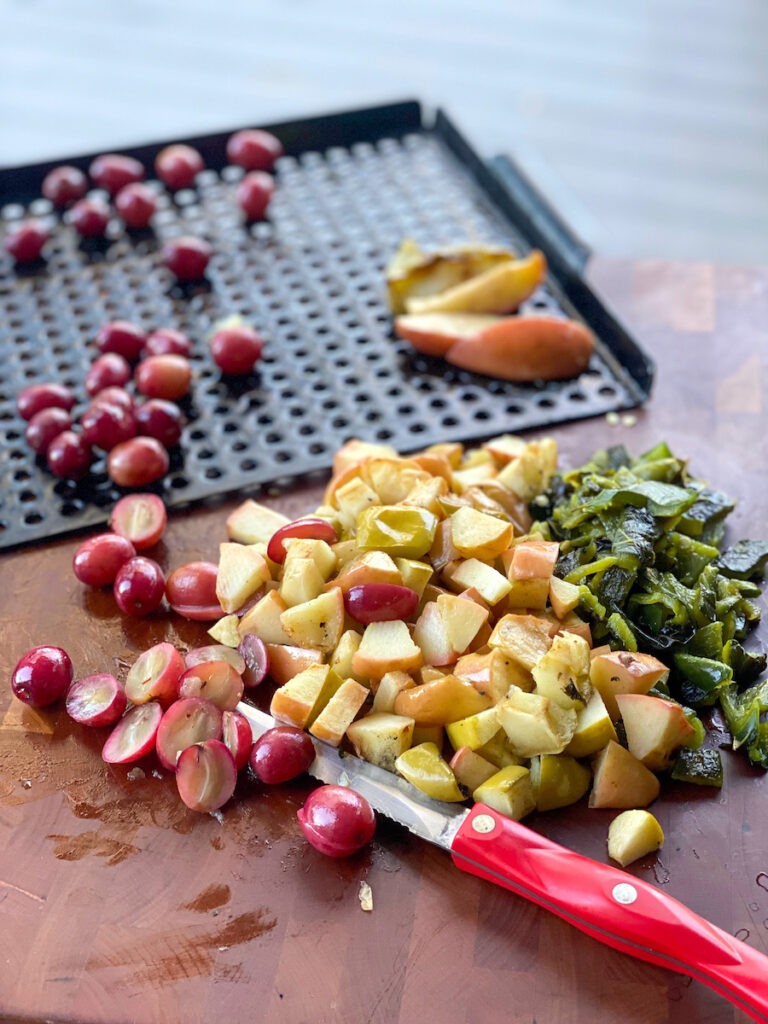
[177,661,244,710]
[125,642,185,706]
[155,697,223,771]
[222,710,253,770]
[185,645,246,675]
[344,583,419,624]
[445,316,594,382]
[176,740,237,812]
[394,313,504,357]
[66,673,127,727]
[238,634,269,687]
[102,702,163,764]
[265,643,322,685]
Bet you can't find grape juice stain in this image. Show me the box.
[181,882,231,913]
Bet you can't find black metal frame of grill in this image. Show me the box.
[0,99,653,552]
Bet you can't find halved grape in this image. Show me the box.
[124,641,184,706]
[222,710,253,770]
[177,661,243,711]
[176,740,236,812]
[266,518,338,564]
[238,634,269,688]
[249,726,314,784]
[344,583,419,625]
[185,645,246,674]
[111,493,167,549]
[165,561,222,620]
[155,696,223,771]
[102,702,162,764]
[66,673,127,727]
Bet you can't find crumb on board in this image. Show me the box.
[605,412,620,426]
[622,413,638,427]
[358,881,373,912]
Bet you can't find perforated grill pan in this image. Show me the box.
[0,100,653,551]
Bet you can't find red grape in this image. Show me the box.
[46,431,92,479]
[249,726,314,784]
[89,153,145,195]
[177,661,243,711]
[42,165,88,208]
[125,641,185,705]
[165,561,222,620]
[144,328,192,358]
[222,710,253,770]
[17,383,75,421]
[4,219,48,263]
[134,399,184,447]
[102,702,162,764]
[66,673,127,727]
[236,171,274,221]
[154,144,205,190]
[267,518,339,564]
[176,740,236,812]
[96,320,147,361]
[134,354,191,400]
[25,407,71,454]
[210,324,264,375]
[11,645,73,707]
[238,635,269,687]
[80,401,136,450]
[107,436,169,487]
[73,532,136,586]
[297,786,376,857]
[185,645,246,674]
[162,235,211,282]
[156,696,223,771]
[113,555,165,616]
[111,493,167,549]
[344,583,419,624]
[92,386,134,412]
[226,129,283,171]
[70,197,110,238]
[85,352,132,396]
[115,182,156,229]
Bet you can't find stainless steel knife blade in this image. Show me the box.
[237,700,468,850]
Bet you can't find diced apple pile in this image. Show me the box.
[213,434,692,852]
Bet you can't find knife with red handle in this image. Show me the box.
[239,702,768,1023]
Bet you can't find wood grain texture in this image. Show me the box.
[1,258,767,1023]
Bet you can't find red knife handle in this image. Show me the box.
[451,804,768,1023]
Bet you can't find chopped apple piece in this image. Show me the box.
[395,558,433,599]
[449,747,498,791]
[238,590,293,645]
[332,539,359,572]
[589,741,660,809]
[265,644,323,686]
[284,538,336,580]
[496,438,557,501]
[497,687,577,757]
[450,506,514,561]
[451,462,497,493]
[483,434,527,466]
[437,593,489,654]
[532,632,592,710]
[607,810,664,867]
[489,613,552,670]
[445,707,500,751]
[352,620,423,679]
[208,614,241,647]
[330,629,367,685]
[331,550,403,594]
[405,251,545,316]
[363,459,431,506]
[372,671,415,713]
[530,754,591,812]
[564,689,618,758]
[270,663,343,729]
[429,520,461,574]
[615,693,695,771]
[216,542,270,614]
[226,500,290,545]
[454,649,533,703]
[412,723,444,747]
[473,765,535,821]
[411,451,455,484]
[280,557,325,607]
[395,742,465,802]
[417,666,448,685]
[503,540,559,609]
[475,730,521,768]
[346,712,415,771]
[393,674,492,725]
[590,651,670,720]
[309,678,369,747]
[447,559,511,606]
[413,602,455,666]
[402,476,448,516]
[557,613,592,647]
[590,644,612,661]
[280,587,344,652]
[334,475,381,526]
[332,438,397,475]
[549,576,581,619]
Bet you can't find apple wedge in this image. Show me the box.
[564,689,618,758]
[329,629,366,685]
[352,620,424,679]
[346,712,415,771]
[445,707,500,751]
[450,506,514,562]
[497,687,577,757]
[332,438,397,475]
[216,542,271,615]
[395,742,465,802]
[413,601,455,667]
[309,678,369,747]
[482,434,528,466]
[226,500,290,545]
[549,576,581,619]
[445,559,511,606]
[265,644,323,686]
[532,632,592,710]
[473,765,535,821]
[331,550,403,594]
[607,809,664,867]
[393,674,492,725]
[589,741,660,809]
[590,651,670,720]
[530,754,591,812]
[280,587,344,652]
[405,250,546,316]
[280,557,325,607]
[270,663,343,729]
[615,693,695,770]
[394,313,505,357]
[488,613,552,670]
[372,670,416,713]
[449,747,498,791]
[445,315,594,383]
[437,593,489,655]
[238,590,293,646]
[386,239,514,314]
[208,614,241,647]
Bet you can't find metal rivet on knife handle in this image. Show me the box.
[472,814,496,834]
[612,883,638,905]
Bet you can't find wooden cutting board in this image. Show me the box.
[0,258,766,1024]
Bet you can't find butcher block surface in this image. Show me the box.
[1,258,767,1024]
